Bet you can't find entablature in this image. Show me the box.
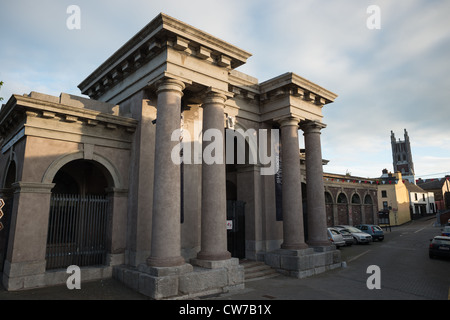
[0,93,138,152]
[259,72,338,123]
[78,13,252,103]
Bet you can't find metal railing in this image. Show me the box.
[45,194,109,270]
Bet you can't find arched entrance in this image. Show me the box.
[363,194,374,224]
[0,161,16,272]
[225,128,251,259]
[325,191,334,226]
[45,159,112,270]
[337,192,349,225]
[351,193,362,225]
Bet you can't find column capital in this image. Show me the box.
[12,182,55,194]
[155,77,186,95]
[300,120,327,133]
[278,116,300,128]
[300,120,327,131]
[201,87,233,106]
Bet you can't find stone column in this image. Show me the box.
[279,117,308,250]
[147,78,186,267]
[3,182,54,290]
[196,89,231,261]
[106,187,129,266]
[301,120,330,247]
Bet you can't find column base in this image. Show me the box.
[307,241,333,249]
[113,258,244,300]
[196,250,231,262]
[146,255,186,268]
[265,247,341,279]
[281,242,309,250]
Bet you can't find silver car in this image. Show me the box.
[336,228,354,246]
[335,225,372,244]
[327,227,346,247]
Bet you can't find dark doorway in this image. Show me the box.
[46,160,111,270]
[227,200,246,259]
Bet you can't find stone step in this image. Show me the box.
[240,260,279,282]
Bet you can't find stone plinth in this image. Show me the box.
[113,258,244,300]
[265,247,341,279]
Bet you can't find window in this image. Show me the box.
[381,190,387,198]
[422,194,425,201]
[383,201,388,210]
[415,193,418,201]
[337,193,348,204]
[351,194,361,204]
[364,194,373,205]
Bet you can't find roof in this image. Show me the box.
[78,13,252,98]
[404,180,427,193]
[417,178,448,190]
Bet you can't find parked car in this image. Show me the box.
[327,228,346,247]
[441,226,450,237]
[355,224,384,241]
[336,228,354,246]
[334,225,372,244]
[429,236,450,259]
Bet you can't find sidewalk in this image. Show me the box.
[0,276,149,300]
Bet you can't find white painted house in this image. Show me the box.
[404,180,436,218]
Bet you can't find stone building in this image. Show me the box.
[0,13,340,298]
[322,173,379,227]
[391,129,415,183]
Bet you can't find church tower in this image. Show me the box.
[391,129,415,183]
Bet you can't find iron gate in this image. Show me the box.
[45,194,109,270]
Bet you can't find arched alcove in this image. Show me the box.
[45,158,114,270]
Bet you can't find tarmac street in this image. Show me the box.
[0,216,448,301]
[215,217,450,300]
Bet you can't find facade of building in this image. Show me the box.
[377,170,436,225]
[0,14,341,298]
[417,176,450,211]
[405,180,436,218]
[323,173,379,227]
[378,171,412,226]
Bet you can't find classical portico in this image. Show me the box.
[0,13,340,298]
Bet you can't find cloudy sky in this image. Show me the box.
[1,0,449,179]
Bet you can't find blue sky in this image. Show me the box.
[1,0,449,179]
